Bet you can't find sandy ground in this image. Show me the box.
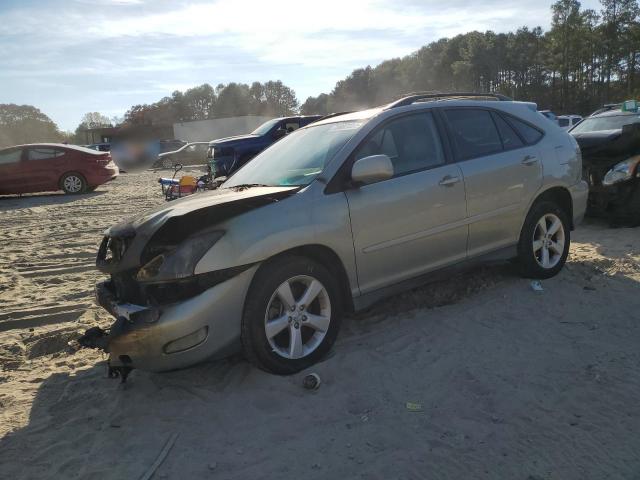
[1,171,639,479]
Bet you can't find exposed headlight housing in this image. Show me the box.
[602,156,640,186]
[137,229,224,282]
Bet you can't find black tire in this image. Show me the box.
[241,256,342,375]
[517,200,570,279]
[60,172,86,194]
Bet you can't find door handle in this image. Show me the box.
[438,175,460,187]
[521,155,538,165]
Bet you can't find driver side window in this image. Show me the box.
[354,112,445,177]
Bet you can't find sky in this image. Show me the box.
[0,0,602,131]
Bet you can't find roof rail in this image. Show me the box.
[385,91,513,109]
[319,111,353,121]
[589,103,621,117]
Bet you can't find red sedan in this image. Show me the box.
[0,143,119,195]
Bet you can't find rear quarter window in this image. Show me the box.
[504,115,544,145]
[491,112,524,150]
[28,148,64,160]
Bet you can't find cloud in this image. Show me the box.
[0,0,602,130]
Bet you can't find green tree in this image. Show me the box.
[0,104,64,148]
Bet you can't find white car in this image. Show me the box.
[557,115,583,131]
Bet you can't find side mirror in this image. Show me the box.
[351,154,394,186]
[273,129,287,139]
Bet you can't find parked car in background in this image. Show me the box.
[153,142,210,169]
[207,115,322,177]
[570,99,640,225]
[159,139,187,154]
[85,143,111,152]
[539,110,559,124]
[557,115,583,131]
[0,143,118,195]
[82,92,587,377]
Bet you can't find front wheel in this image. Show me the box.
[517,201,570,279]
[241,256,342,374]
[161,157,174,169]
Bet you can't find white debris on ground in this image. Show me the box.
[1,171,639,479]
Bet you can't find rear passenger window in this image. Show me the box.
[444,109,502,160]
[505,116,543,144]
[354,112,445,177]
[28,148,61,160]
[0,149,21,164]
[491,112,524,150]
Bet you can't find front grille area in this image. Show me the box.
[111,270,145,304]
[110,265,252,306]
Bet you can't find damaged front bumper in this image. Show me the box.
[81,265,258,373]
[586,177,640,216]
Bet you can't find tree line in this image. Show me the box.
[2,0,638,149]
[123,81,299,127]
[302,0,640,116]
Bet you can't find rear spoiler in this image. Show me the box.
[518,102,538,112]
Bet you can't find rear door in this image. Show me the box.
[26,147,69,192]
[441,107,543,257]
[344,111,468,293]
[0,148,25,194]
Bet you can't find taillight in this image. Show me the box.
[95,154,110,165]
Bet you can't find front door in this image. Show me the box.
[441,107,543,256]
[344,112,468,294]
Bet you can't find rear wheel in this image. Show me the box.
[61,173,86,194]
[241,256,342,374]
[517,201,570,279]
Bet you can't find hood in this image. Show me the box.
[572,129,640,167]
[100,186,298,273]
[571,130,622,150]
[209,134,261,147]
[110,186,298,235]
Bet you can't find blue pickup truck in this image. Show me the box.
[207,115,322,177]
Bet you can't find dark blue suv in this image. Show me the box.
[207,115,322,177]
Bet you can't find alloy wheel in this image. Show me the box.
[532,213,565,269]
[264,275,331,360]
[63,175,83,193]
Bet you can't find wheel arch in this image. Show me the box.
[258,244,355,313]
[526,186,574,230]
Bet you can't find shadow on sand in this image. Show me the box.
[2,260,640,479]
[0,191,107,211]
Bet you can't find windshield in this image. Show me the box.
[251,118,281,135]
[224,121,364,188]
[571,114,640,133]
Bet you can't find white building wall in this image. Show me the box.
[173,116,273,142]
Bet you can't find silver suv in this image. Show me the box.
[84,93,588,376]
